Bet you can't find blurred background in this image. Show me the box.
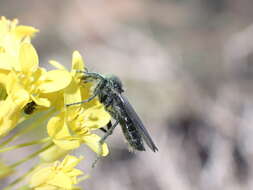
[2,0,253,189]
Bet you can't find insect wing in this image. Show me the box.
[119,95,158,152]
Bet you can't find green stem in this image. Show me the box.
[0,109,55,148]
[10,143,53,168]
[78,175,90,183]
[0,137,50,153]
[3,166,37,190]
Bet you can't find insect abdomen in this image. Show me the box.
[120,119,145,151]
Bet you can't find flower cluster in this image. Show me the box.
[0,17,111,189]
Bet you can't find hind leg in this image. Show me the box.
[92,120,119,168]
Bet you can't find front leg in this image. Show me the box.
[66,78,104,107]
[66,94,98,106]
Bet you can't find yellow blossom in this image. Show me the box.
[10,43,71,106]
[29,155,84,190]
[45,51,91,111]
[50,51,93,108]
[0,17,113,189]
[0,17,38,71]
[47,105,110,156]
[0,43,72,137]
[0,89,29,136]
[46,51,111,156]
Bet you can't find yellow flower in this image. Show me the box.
[29,155,84,190]
[0,43,72,137]
[50,51,95,108]
[0,17,38,71]
[0,17,111,189]
[45,51,92,111]
[0,88,29,136]
[6,43,49,107]
[10,43,72,106]
[46,51,111,156]
[47,105,110,156]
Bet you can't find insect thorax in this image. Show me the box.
[105,75,124,93]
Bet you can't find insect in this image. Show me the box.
[67,71,158,163]
[23,101,37,114]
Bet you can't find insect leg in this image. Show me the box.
[99,121,113,133]
[92,120,119,168]
[106,121,112,130]
[66,93,98,107]
[76,70,105,80]
[100,120,119,144]
[82,77,94,83]
[99,127,107,133]
[66,76,104,107]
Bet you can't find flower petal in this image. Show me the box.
[64,79,82,106]
[60,155,82,172]
[15,25,39,38]
[47,115,65,138]
[39,70,72,93]
[54,139,81,150]
[67,168,83,178]
[48,172,72,189]
[72,51,85,71]
[82,105,111,130]
[48,60,66,70]
[31,96,50,107]
[39,145,70,163]
[19,43,38,73]
[29,167,53,187]
[0,90,29,137]
[83,134,109,156]
[0,69,9,86]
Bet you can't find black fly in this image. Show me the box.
[67,71,158,164]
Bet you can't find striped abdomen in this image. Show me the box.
[120,117,145,151]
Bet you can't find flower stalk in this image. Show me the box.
[0,137,50,153]
[9,143,53,168]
